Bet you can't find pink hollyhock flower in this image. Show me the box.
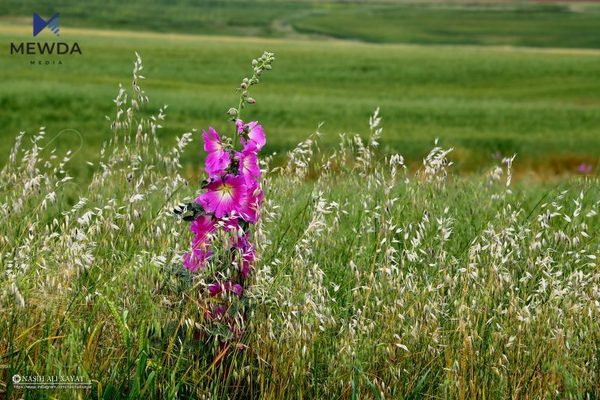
[203,127,230,177]
[240,136,258,154]
[577,163,592,174]
[239,182,264,223]
[208,281,243,297]
[236,146,261,185]
[197,174,247,218]
[190,215,216,246]
[236,120,266,151]
[228,224,247,248]
[205,304,227,321]
[230,234,255,277]
[222,216,241,234]
[183,248,211,273]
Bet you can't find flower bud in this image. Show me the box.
[246,97,256,104]
[252,59,258,66]
[227,108,238,117]
[240,83,247,89]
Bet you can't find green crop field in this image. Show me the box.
[1,17,600,176]
[292,2,600,48]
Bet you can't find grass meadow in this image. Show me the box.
[1,1,600,398]
[1,68,599,398]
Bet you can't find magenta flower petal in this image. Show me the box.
[237,120,266,151]
[222,217,241,234]
[235,119,244,133]
[240,245,255,277]
[205,304,227,320]
[239,182,263,223]
[577,163,592,174]
[231,283,243,296]
[236,149,261,185]
[183,248,211,273]
[205,152,230,177]
[202,127,230,177]
[190,215,216,246]
[208,281,243,297]
[246,122,266,150]
[241,137,258,154]
[203,127,222,153]
[208,282,222,296]
[197,174,247,218]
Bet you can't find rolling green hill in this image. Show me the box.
[1,1,599,176]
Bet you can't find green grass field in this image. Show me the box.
[2,1,600,48]
[1,85,599,397]
[1,2,600,398]
[1,20,599,176]
[292,2,600,48]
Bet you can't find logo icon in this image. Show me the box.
[12,374,21,383]
[33,12,60,37]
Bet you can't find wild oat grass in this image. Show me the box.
[0,56,599,399]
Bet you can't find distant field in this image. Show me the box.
[1,22,599,176]
[292,2,600,48]
[2,0,600,47]
[1,1,600,175]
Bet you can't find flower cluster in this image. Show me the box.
[179,52,274,342]
[181,121,265,334]
[183,121,265,271]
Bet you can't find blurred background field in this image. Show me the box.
[0,0,599,176]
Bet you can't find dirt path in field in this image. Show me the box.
[270,10,327,40]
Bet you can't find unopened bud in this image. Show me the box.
[251,59,258,66]
[227,108,238,116]
[240,83,247,89]
[246,97,256,104]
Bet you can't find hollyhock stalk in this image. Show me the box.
[180,51,275,345]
